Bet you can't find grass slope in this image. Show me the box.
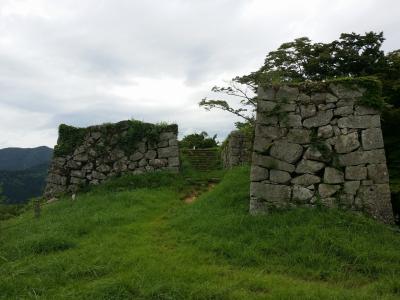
[1,167,400,299]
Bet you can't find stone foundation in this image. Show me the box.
[250,81,394,223]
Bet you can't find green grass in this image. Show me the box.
[1,167,400,299]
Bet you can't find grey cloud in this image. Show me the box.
[0,0,399,148]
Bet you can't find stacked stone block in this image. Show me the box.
[44,121,179,198]
[221,130,252,168]
[250,83,394,223]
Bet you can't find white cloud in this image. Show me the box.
[0,0,399,148]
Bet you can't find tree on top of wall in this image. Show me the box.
[199,31,400,126]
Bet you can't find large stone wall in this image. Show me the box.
[221,131,252,168]
[44,120,179,198]
[250,81,394,223]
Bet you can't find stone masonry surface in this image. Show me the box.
[250,83,394,223]
[44,120,179,198]
[221,130,252,168]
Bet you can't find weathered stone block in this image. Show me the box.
[250,165,269,182]
[158,146,179,158]
[255,125,287,140]
[280,114,302,128]
[329,83,363,99]
[367,164,389,183]
[159,132,176,141]
[361,128,384,150]
[256,111,278,126]
[355,184,393,224]
[258,86,275,100]
[291,174,321,186]
[344,181,360,195]
[74,154,88,162]
[253,137,272,153]
[323,167,344,184]
[338,115,380,129]
[334,132,360,154]
[355,105,379,115]
[318,125,333,138]
[71,170,85,178]
[334,105,354,116]
[145,150,157,160]
[287,129,311,144]
[338,149,386,166]
[250,182,291,206]
[130,152,144,161]
[276,86,298,101]
[300,104,316,119]
[318,184,341,198]
[345,166,367,180]
[303,144,332,162]
[292,185,314,203]
[252,153,295,172]
[303,110,333,128]
[270,169,291,184]
[295,159,325,174]
[311,93,328,104]
[270,141,303,164]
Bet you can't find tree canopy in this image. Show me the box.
[200,31,400,124]
[179,132,218,149]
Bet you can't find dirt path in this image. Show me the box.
[183,182,216,204]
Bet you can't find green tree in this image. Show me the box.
[200,31,399,121]
[179,132,218,149]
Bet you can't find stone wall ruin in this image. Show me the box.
[250,79,394,223]
[44,120,179,198]
[221,130,252,168]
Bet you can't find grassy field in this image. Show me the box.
[1,166,400,299]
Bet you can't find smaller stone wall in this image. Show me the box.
[250,79,394,224]
[182,148,221,171]
[44,120,179,198]
[221,131,252,168]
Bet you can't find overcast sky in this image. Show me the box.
[0,0,399,148]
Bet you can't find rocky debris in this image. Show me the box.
[250,82,393,223]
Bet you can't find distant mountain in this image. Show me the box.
[0,146,53,204]
[0,146,53,171]
[0,163,50,204]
